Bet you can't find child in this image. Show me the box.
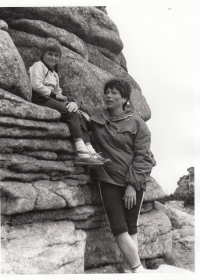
[29,37,110,166]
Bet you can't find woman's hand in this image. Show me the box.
[123,185,136,209]
[66,102,78,112]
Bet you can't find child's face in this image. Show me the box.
[43,51,60,67]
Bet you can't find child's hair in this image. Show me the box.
[40,38,62,59]
[104,79,132,109]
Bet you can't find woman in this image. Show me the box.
[89,79,154,273]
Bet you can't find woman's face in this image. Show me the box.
[104,87,125,110]
[43,51,60,67]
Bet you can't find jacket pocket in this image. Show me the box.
[116,125,137,151]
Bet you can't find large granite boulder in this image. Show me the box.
[1,221,86,274]
[0,181,37,215]
[9,18,88,58]
[138,210,172,259]
[8,29,150,121]
[174,167,194,204]
[0,116,70,139]
[165,200,194,215]
[154,201,194,228]
[8,18,126,70]
[0,20,8,31]
[169,231,195,272]
[0,180,101,215]
[0,139,74,154]
[0,153,80,173]
[0,168,50,182]
[144,177,165,202]
[0,7,123,53]
[0,89,60,121]
[1,205,104,227]
[9,18,127,69]
[0,31,32,101]
[84,226,122,269]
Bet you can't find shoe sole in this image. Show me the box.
[74,162,104,166]
[102,160,112,166]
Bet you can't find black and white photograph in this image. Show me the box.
[0,0,198,277]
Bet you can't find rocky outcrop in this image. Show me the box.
[154,201,195,272]
[0,116,70,139]
[0,20,8,31]
[174,167,194,204]
[0,31,32,101]
[143,177,165,202]
[154,201,194,228]
[0,6,179,274]
[0,7,123,53]
[1,221,86,274]
[0,89,60,121]
[8,19,127,70]
[7,28,149,119]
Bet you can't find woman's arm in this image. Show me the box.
[125,119,154,191]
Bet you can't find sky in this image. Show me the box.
[106,1,199,194]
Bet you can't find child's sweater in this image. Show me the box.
[28,60,63,101]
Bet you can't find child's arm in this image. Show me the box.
[29,62,52,98]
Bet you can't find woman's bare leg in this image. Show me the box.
[123,233,138,271]
[115,232,140,268]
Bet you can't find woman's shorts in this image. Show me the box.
[99,181,145,237]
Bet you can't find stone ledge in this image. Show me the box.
[1,220,86,274]
[1,205,105,226]
[0,116,70,139]
[144,177,165,202]
[0,88,60,121]
[1,180,101,215]
[0,139,75,153]
[0,153,82,174]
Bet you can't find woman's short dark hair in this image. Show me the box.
[104,79,131,109]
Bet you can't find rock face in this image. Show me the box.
[1,221,86,274]
[0,89,60,121]
[0,30,32,101]
[154,201,195,272]
[173,167,194,204]
[0,6,180,274]
[7,28,150,119]
[0,20,8,31]
[0,116,70,139]
[154,201,194,228]
[143,177,165,202]
[0,7,123,53]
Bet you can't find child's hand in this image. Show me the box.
[66,102,78,112]
[56,94,65,102]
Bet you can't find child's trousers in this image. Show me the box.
[32,97,90,141]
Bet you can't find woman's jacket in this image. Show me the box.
[88,107,155,191]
